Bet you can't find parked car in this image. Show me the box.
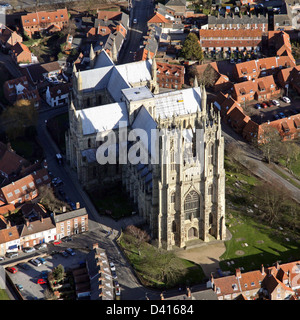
[290,109,298,115]
[110,262,116,272]
[266,101,273,107]
[230,58,235,64]
[18,263,30,270]
[62,236,72,242]
[255,103,261,109]
[0,256,4,261]
[6,267,17,273]
[273,114,280,120]
[279,112,285,118]
[37,278,47,285]
[53,240,62,245]
[133,18,137,24]
[282,96,291,103]
[30,259,41,267]
[66,248,75,256]
[41,270,49,279]
[6,252,18,258]
[113,280,119,287]
[115,286,121,296]
[60,251,68,257]
[15,284,23,290]
[23,247,36,253]
[272,99,280,106]
[111,270,117,279]
[37,257,46,264]
[52,177,63,187]
[261,102,268,108]
[35,243,47,250]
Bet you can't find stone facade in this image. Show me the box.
[66,50,226,250]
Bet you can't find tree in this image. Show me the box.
[125,225,150,255]
[279,142,300,171]
[38,185,70,213]
[181,32,204,62]
[51,264,65,282]
[0,100,38,141]
[254,125,281,164]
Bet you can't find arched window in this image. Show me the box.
[184,191,200,220]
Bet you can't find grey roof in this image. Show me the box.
[165,0,186,7]
[274,14,292,27]
[54,208,87,223]
[122,86,154,102]
[86,247,114,300]
[207,13,268,25]
[165,288,218,300]
[94,49,114,68]
[103,31,125,55]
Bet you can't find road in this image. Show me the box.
[119,0,154,64]
[221,122,300,204]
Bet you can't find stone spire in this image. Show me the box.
[72,62,77,74]
[147,50,151,60]
[201,84,207,116]
[111,37,118,63]
[77,69,82,91]
[151,56,157,82]
[194,75,198,88]
[89,43,96,68]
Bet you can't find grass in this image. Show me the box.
[119,232,205,289]
[221,154,300,273]
[0,290,10,300]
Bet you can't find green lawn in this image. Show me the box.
[0,289,10,300]
[119,232,205,289]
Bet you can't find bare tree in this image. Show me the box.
[125,225,150,255]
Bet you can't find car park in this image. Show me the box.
[30,259,41,267]
[66,248,75,256]
[23,247,36,253]
[282,96,291,103]
[6,267,17,273]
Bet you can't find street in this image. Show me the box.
[119,0,154,64]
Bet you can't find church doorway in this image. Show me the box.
[188,227,198,239]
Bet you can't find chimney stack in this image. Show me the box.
[261,264,265,275]
[76,202,80,209]
[93,243,99,250]
[62,206,66,213]
[235,268,242,278]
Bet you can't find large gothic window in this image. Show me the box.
[184,191,200,220]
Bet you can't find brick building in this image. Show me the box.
[53,207,88,239]
[11,42,33,64]
[21,8,69,38]
[156,61,185,89]
[199,29,263,53]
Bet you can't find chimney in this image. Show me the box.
[76,202,80,209]
[276,261,280,270]
[210,272,214,286]
[235,268,242,278]
[6,219,11,229]
[25,219,30,227]
[62,206,66,213]
[93,243,99,250]
[261,264,265,275]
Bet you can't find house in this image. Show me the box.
[45,83,71,107]
[164,0,186,18]
[0,224,20,255]
[0,24,23,49]
[192,62,232,93]
[0,142,29,181]
[0,203,15,215]
[232,75,280,104]
[21,8,69,38]
[211,261,300,300]
[277,65,300,94]
[3,76,40,108]
[85,243,114,300]
[147,11,183,34]
[0,168,51,206]
[156,61,185,89]
[199,29,263,53]
[11,42,33,64]
[53,206,88,239]
[201,12,268,32]
[21,61,61,86]
[18,216,56,249]
[136,24,161,61]
[233,56,296,82]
